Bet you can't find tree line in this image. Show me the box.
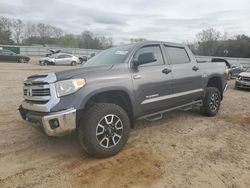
[1,16,250,57]
[0,16,113,49]
[187,28,250,58]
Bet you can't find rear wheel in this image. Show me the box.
[71,61,77,66]
[19,57,26,63]
[201,87,221,117]
[78,103,130,158]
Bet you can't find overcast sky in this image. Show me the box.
[1,0,250,44]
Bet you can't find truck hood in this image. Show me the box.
[239,72,250,77]
[55,65,113,80]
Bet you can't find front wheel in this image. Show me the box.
[78,103,130,158]
[201,87,221,117]
[43,61,48,66]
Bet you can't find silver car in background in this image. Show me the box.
[235,66,250,89]
[39,53,80,66]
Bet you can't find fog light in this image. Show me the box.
[49,119,59,129]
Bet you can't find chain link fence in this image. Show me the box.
[0,45,102,57]
[1,44,250,65]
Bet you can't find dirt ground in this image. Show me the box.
[0,62,250,188]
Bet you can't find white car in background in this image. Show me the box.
[39,53,80,66]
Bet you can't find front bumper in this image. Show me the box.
[19,106,76,137]
[235,80,250,89]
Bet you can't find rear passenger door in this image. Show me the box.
[164,45,203,106]
[63,55,73,65]
[54,55,65,65]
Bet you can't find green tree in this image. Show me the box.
[0,30,13,44]
[196,28,222,56]
[59,34,79,48]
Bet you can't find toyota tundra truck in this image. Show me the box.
[19,41,227,158]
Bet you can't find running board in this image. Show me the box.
[180,100,203,111]
[180,105,192,111]
[139,100,203,122]
[145,114,163,122]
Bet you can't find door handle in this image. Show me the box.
[162,68,172,74]
[192,66,199,71]
[133,75,142,79]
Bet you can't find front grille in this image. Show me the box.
[21,73,59,112]
[24,82,48,86]
[24,88,50,96]
[27,75,48,79]
[242,76,250,82]
[23,83,51,102]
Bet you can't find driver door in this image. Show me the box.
[132,44,173,117]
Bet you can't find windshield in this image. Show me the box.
[245,67,250,72]
[84,44,135,67]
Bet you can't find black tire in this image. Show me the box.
[19,57,26,63]
[71,61,77,66]
[79,58,83,64]
[43,61,48,66]
[78,103,130,158]
[201,87,221,117]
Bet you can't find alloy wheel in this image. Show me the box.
[96,114,123,148]
[209,93,220,112]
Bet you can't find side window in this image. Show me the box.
[165,46,190,64]
[64,55,72,58]
[134,45,164,66]
[2,50,12,55]
[57,55,65,59]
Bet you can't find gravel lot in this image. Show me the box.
[0,62,250,188]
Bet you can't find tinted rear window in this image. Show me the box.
[165,46,190,64]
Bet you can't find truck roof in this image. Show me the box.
[134,41,187,48]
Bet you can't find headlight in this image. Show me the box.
[55,79,86,97]
[237,76,242,80]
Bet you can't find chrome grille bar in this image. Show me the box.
[22,73,60,112]
[242,76,250,82]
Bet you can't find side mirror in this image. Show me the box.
[134,52,157,67]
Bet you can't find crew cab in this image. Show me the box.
[19,41,227,158]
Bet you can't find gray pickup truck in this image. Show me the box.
[19,41,227,158]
